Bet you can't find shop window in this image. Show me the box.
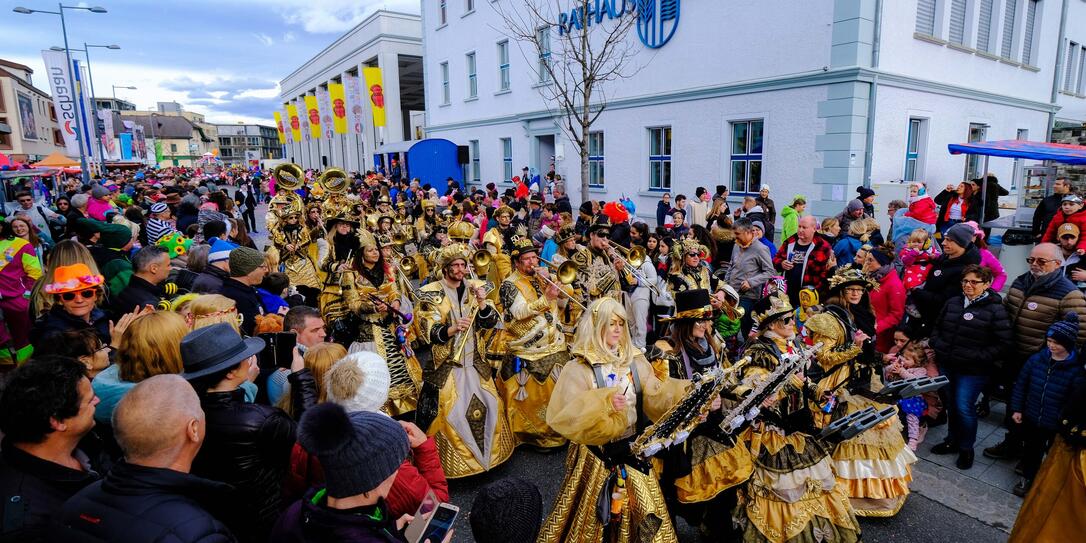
[501,137,512,182]
[648,126,671,190]
[730,120,763,193]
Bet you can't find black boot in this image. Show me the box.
[931,440,957,455]
[983,437,1023,460]
[1012,477,1032,497]
[976,394,991,418]
[956,450,974,470]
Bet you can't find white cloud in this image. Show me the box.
[263,0,420,33]
[253,32,275,46]
[283,31,296,43]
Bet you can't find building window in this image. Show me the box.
[497,40,510,91]
[904,118,926,182]
[501,138,513,182]
[1021,0,1040,65]
[439,0,447,25]
[537,27,551,83]
[915,0,936,35]
[948,0,967,44]
[170,143,178,153]
[0,118,10,148]
[466,52,477,99]
[1001,0,1018,59]
[588,131,604,188]
[965,123,988,181]
[1078,45,1086,94]
[470,140,481,184]
[730,120,763,193]
[1065,41,1081,92]
[440,62,450,105]
[976,0,995,52]
[648,126,672,190]
[465,0,474,13]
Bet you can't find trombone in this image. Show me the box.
[537,257,587,310]
[605,240,661,296]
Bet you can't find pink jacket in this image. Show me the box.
[86,196,117,221]
[871,270,906,353]
[979,247,1007,291]
[0,237,41,298]
[900,246,939,290]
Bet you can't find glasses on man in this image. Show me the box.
[60,290,96,301]
[1025,257,1056,265]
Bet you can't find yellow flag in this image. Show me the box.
[272,111,286,144]
[304,95,321,139]
[363,67,386,127]
[286,104,302,141]
[328,83,348,134]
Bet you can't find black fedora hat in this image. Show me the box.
[180,323,266,380]
[661,289,714,323]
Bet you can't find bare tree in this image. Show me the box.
[493,1,642,204]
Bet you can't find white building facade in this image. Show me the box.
[279,10,424,173]
[423,0,1086,222]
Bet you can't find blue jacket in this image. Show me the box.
[833,235,863,266]
[1011,348,1086,430]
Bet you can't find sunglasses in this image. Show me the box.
[780,316,795,325]
[60,289,96,301]
[686,252,700,257]
[1026,257,1056,265]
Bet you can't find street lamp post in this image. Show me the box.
[52,43,121,176]
[112,84,136,100]
[14,4,108,186]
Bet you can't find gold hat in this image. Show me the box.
[448,220,476,241]
[357,228,377,249]
[421,199,436,210]
[494,205,515,219]
[554,225,576,244]
[672,238,708,259]
[508,235,538,259]
[804,312,847,346]
[752,292,794,326]
[433,243,473,274]
[827,267,877,293]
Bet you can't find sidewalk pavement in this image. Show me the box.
[911,400,1022,535]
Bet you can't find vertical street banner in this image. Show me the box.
[328,83,348,134]
[317,87,333,140]
[98,109,118,160]
[132,122,147,161]
[362,67,386,127]
[74,61,98,161]
[286,103,302,142]
[344,73,364,135]
[304,95,321,140]
[273,111,287,144]
[40,49,81,156]
[119,132,133,160]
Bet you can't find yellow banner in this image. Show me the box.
[304,95,321,139]
[272,111,286,144]
[286,104,302,141]
[363,67,386,127]
[329,83,348,134]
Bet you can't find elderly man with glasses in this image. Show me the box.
[8,191,62,247]
[984,243,1086,462]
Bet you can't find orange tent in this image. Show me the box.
[33,151,81,168]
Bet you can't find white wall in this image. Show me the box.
[1054,1,1086,122]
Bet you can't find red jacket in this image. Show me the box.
[285,436,450,518]
[1042,208,1086,252]
[773,234,833,294]
[904,196,937,224]
[871,270,906,353]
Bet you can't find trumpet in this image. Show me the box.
[606,240,660,296]
[536,257,586,310]
[450,282,495,363]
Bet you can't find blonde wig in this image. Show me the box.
[116,311,188,382]
[277,342,346,416]
[31,240,101,318]
[570,297,635,368]
[189,294,240,332]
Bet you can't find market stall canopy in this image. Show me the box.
[32,151,81,168]
[948,140,1086,165]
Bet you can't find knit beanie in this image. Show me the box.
[150,202,169,214]
[1047,312,1079,352]
[856,186,876,200]
[91,184,110,199]
[207,237,238,264]
[325,352,391,413]
[98,222,132,249]
[229,247,264,277]
[297,404,409,499]
[469,477,543,543]
[944,223,974,249]
[847,198,864,212]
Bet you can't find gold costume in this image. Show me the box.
[417,258,515,478]
[497,269,570,448]
[805,311,916,518]
[481,225,516,282]
[538,298,688,543]
[1009,436,1086,542]
[269,218,322,291]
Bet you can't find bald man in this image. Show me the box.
[56,375,237,542]
[774,214,833,305]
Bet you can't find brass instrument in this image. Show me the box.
[398,255,418,277]
[273,163,304,190]
[391,230,410,248]
[450,282,495,363]
[315,167,349,194]
[605,240,660,296]
[536,257,586,310]
[468,249,492,281]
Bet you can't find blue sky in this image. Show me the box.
[1,0,419,124]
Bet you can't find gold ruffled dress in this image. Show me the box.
[1009,436,1086,542]
[537,349,688,543]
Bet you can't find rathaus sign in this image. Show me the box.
[557,0,680,49]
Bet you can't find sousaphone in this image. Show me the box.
[273,163,304,191]
[316,167,349,194]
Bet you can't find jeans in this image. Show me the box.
[739,297,757,338]
[942,369,989,452]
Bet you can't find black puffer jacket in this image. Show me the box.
[53,461,235,542]
[0,441,99,543]
[928,289,1012,375]
[220,277,263,337]
[191,370,316,543]
[29,305,111,346]
[911,244,981,329]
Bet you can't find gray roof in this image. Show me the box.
[115,114,195,139]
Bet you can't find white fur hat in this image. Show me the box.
[325,352,391,413]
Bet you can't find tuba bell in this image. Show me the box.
[273,163,304,191]
[316,168,349,194]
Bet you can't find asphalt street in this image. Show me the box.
[445,445,1010,543]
